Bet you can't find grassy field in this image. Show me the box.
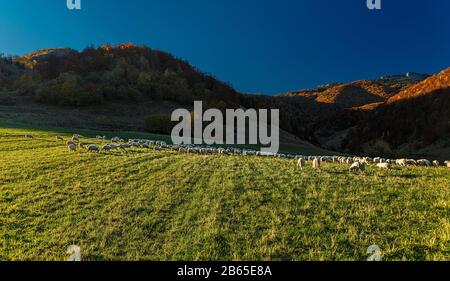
[0,126,449,261]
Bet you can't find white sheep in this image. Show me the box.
[349,162,365,173]
[432,160,440,167]
[396,159,407,167]
[87,145,100,153]
[130,141,140,148]
[102,144,125,152]
[445,161,450,168]
[119,144,129,151]
[102,144,113,151]
[297,158,306,170]
[364,157,373,164]
[68,143,77,152]
[312,158,321,170]
[417,159,431,167]
[321,156,332,163]
[377,162,391,170]
[67,141,76,146]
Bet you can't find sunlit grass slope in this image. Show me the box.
[0,126,449,261]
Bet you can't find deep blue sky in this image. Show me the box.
[1,0,449,94]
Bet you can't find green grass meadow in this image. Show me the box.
[0,126,449,261]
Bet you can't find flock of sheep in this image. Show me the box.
[24,133,450,171]
[296,155,449,172]
[60,134,167,153]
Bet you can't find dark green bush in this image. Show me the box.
[144,114,173,134]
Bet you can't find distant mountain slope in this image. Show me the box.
[260,76,421,146]
[345,68,450,156]
[316,80,396,107]
[279,78,416,109]
[387,68,450,103]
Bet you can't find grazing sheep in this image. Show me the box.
[349,162,365,173]
[349,162,359,172]
[312,158,321,170]
[377,162,391,170]
[67,141,76,146]
[321,156,332,163]
[111,137,123,143]
[24,134,33,139]
[86,144,100,153]
[119,144,129,151]
[102,144,126,152]
[102,144,112,151]
[57,134,450,167]
[130,141,140,148]
[359,162,366,172]
[297,158,306,170]
[417,159,432,167]
[68,144,77,152]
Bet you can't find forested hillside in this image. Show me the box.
[1,43,448,158]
